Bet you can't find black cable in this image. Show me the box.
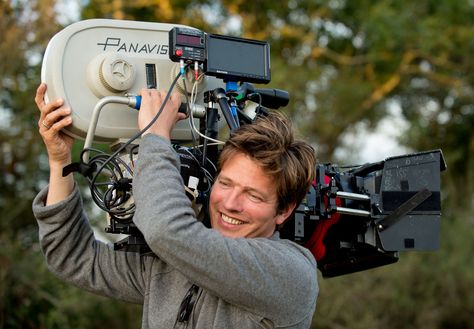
[129,144,139,168]
[81,148,135,220]
[182,77,198,148]
[85,67,185,219]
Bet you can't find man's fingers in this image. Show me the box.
[41,98,65,119]
[170,92,182,108]
[35,83,47,109]
[40,106,71,131]
[45,106,71,122]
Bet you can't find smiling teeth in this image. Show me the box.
[222,214,245,225]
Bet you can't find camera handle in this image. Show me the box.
[210,88,240,131]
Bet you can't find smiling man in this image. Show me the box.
[209,117,315,240]
[34,86,318,329]
[210,152,288,238]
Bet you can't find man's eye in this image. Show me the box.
[218,179,231,188]
[248,193,263,203]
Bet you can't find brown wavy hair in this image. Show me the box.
[218,111,316,214]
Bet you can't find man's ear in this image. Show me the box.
[275,203,296,226]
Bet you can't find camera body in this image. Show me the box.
[41,19,223,143]
[42,19,271,144]
[41,19,445,277]
[281,150,446,277]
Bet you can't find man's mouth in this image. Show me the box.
[221,213,246,225]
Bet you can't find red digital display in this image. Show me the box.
[176,34,202,46]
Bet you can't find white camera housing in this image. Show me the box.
[41,19,224,143]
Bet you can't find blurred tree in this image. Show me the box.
[0,1,141,328]
[1,0,473,328]
[215,0,474,211]
[0,0,62,233]
[81,0,215,30]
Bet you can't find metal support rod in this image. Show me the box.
[336,191,370,201]
[334,206,371,217]
[83,96,137,163]
[212,88,239,131]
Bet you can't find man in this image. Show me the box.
[33,83,318,328]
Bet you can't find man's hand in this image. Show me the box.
[138,89,185,140]
[35,83,75,205]
[35,83,74,166]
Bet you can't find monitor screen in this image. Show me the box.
[205,34,270,84]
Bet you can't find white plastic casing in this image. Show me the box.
[41,19,223,143]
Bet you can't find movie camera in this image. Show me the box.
[41,19,446,277]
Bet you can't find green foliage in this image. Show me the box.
[81,0,215,31]
[1,0,473,328]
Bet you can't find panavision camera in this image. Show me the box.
[41,19,446,277]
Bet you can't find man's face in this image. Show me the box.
[209,152,293,238]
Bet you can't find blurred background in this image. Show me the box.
[1,0,473,328]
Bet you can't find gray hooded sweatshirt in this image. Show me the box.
[32,134,318,328]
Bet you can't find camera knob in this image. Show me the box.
[99,54,135,92]
[87,53,136,98]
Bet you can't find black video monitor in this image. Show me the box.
[205,34,271,84]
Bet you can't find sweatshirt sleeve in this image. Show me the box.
[32,184,148,304]
[132,134,318,325]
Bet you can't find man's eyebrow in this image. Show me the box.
[217,174,274,200]
[243,186,275,202]
[216,175,232,183]
[243,186,264,194]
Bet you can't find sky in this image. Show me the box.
[335,100,411,164]
[55,0,81,24]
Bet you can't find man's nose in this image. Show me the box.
[223,189,244,213]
